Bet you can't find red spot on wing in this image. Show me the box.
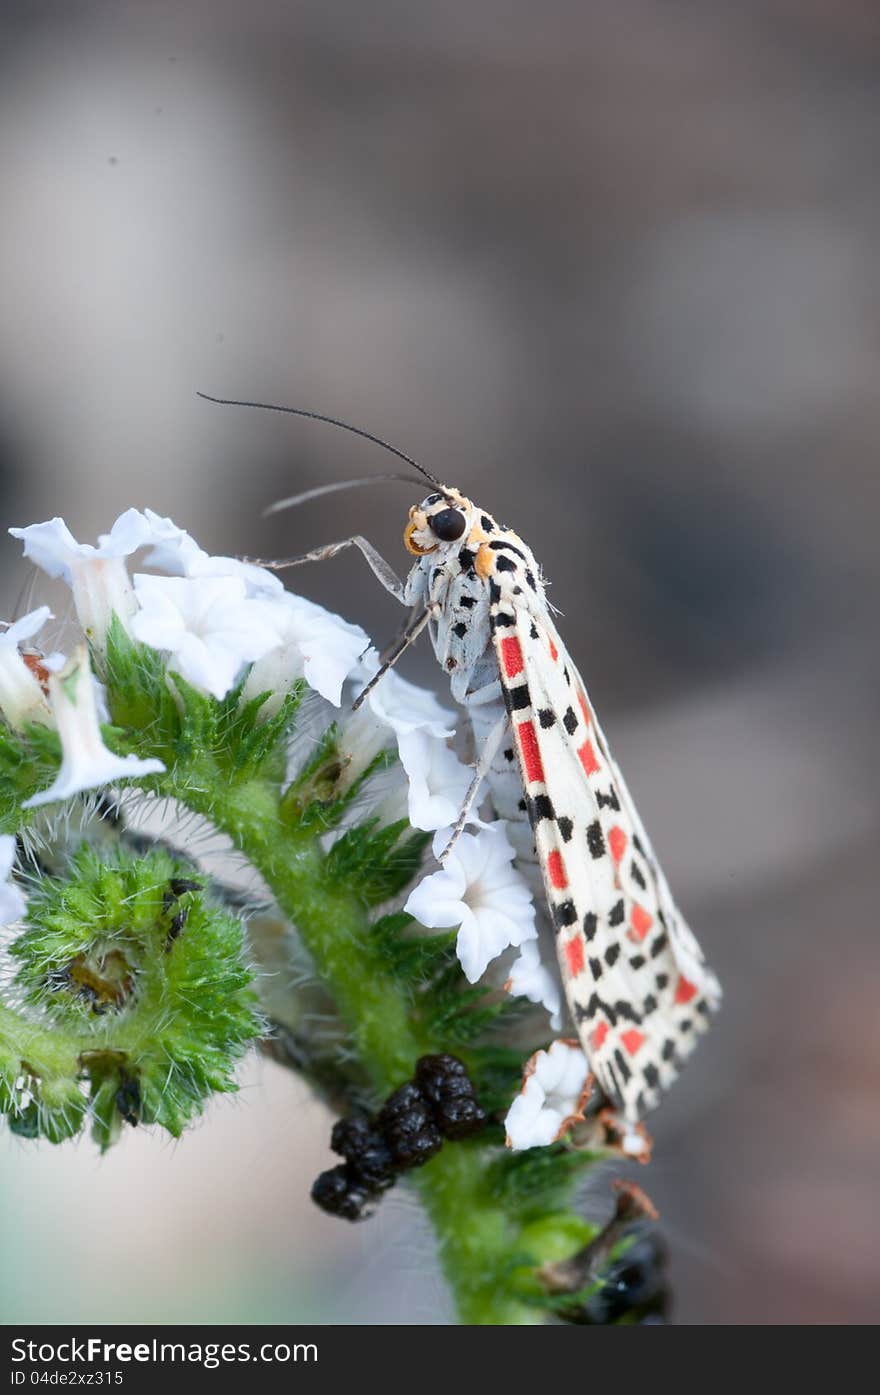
[577,688,591,725]
[547,850,568,889]
[500,635,524,678]
[675,976,698,1004]
[609,826,628,863]
[517,720,545,784]
[630,904,653,941]
[548,636,558,662]
[591,1020,608,1051]
[564,935,585,978]
[578,740,599,776]
[621,1029,646,1057]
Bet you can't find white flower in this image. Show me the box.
[0,607,55,729]
[397,728,473,832]
[506,939,563,1030]
[404,822,537,983]
[130,573,285,700]
[0,835,26,925]
[242,592,368,713]
[324,661,457,800]
[23,647,165,808]
[504,1041,592,1151]
[9,512,152,643]
[139,510,285,598]
[361,662,455,741]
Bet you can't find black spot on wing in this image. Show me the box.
[586,820,605,859]
[552,900,577,928]
[613,1050,632,1085]
[643,1063,660,1091]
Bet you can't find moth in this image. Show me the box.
[202,393,722,1121]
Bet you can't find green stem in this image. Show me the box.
[162,765,536,1324]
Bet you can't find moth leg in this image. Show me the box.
[352,602,441,709]
[436,712,509,863]
[243,536,408,603]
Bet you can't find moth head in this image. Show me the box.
[404,489,472,556]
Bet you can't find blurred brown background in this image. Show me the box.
[1,1,878,1324]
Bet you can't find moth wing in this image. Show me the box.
[493,607,720,1120]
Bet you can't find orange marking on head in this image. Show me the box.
[500,636,524,678]
[564,935,585,978]
[630,904,653,941]
[475,543,495,579]
[547,850,568,890]
[517,720,545,784]
[577,740,599,776]
[675,976,698,1005]
[608,826,627,863]
[621,1029,646,1057]
[403,518,436,556]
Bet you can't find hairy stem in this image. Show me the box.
[160,763,536,1324]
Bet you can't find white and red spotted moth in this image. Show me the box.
[394,488,721,1121]
[202,393,722,1121]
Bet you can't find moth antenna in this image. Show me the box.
[263,474,427,518]
[196,392,444,488]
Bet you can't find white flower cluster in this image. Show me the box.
[4,510,576,1148]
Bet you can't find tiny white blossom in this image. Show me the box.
[397,729,473,833]
[130,573,284,700]
[0,607,55,730]
[362,662,455,741]
[23,648,165,808]
[326,662,458,800]
[139,510,285,598]
[243,592,368,713]
[404,822,537,983]
[0,835,26,925]
[505,939,563,1030]
[504,1040,592,1151]
[8,512,154,643]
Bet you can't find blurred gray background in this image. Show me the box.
[1,0,878,1325]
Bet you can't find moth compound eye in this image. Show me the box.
[430,508,467,542]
